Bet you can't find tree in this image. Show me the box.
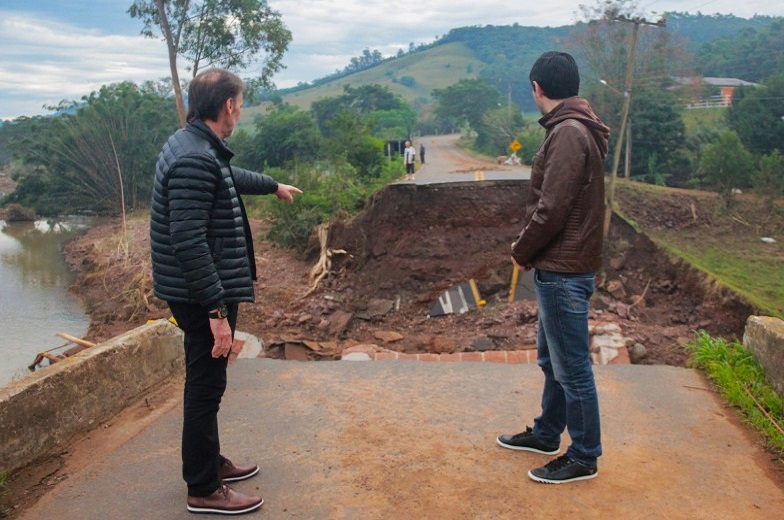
[233,105,322,168]
[696,19,784,82]
[370,106,417,141]
[634,152,669,186]
[699,130,755,208]
[0,116,42,168]
[342,84,402,113]
[727,73,784,157]
[8,82,179,215]
[627,87,686,181]
[572,0,685,174]
[324,112,370,154]
[515,124,545,165]
[128,0,292,126]
[310,84,407,137]
[574,0,679,94]
[432,78,500,132]
[345,49,384,74]
[754,150,784,209]
[477,106,525,155]
[345,134,386,179]
[480,58,537,114]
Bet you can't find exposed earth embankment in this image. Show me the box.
[63,180,759,367]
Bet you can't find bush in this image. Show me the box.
[256,157,402,251]
[399,76,417,88]
[516,126,545,165]
[754,150,784,204]
[0,202,36,221]
[347,135,386,178]
[685,330,784,453]
[699,130,756,208]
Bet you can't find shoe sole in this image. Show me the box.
[495,436,560,455]
[527,470,598,484]
[187,498,263,515]
[221,466,260,483]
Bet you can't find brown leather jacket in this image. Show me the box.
[512,97,610,273]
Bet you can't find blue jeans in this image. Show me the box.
[532,269,602,467]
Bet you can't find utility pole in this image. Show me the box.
[507,83,512,116]
[624,119,632,179]
[604,13,666,236]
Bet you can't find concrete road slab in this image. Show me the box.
[20,360,784,519]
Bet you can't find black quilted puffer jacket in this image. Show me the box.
[150,120,278,309]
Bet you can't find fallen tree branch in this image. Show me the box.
[55,333,97,349]
[629,278,652,308]
[743,385,784,438]
[731,214,751,227]
[29,334,97,370]
[683,384,714,392]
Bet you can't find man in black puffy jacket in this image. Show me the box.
[150,68,301,515]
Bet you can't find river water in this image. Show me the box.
[0,217,94,387]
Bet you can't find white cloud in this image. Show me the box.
[0,12,169,119]
[268,0,784,88]
[2,0,784,119]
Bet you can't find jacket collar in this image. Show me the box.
[186,119,235,159]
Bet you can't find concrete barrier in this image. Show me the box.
[743,316,784,397]
[0,320,183,474]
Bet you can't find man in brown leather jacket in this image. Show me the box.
[496,51,611,484]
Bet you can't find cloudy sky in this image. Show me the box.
[1,0,783,120]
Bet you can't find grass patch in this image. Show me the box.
[685,331,784,455]
[682,106,728,135]
[614,181,784,319]
[0,472,9,517]
[241,41,482,123]
[662,242,784,318]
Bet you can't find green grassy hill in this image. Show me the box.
[289,42,480,109]
[238,14,781,130]
[240,42,482,128]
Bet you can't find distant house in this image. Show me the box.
[672,77,758,109]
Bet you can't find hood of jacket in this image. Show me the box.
[540,97,610,158]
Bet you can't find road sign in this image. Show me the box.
[510,140,521,152]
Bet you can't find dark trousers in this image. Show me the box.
[168,301,239,497]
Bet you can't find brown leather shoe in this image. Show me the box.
[218,457,260,482]
[187,484,263,515]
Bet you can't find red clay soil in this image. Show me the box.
[61,181,754,369]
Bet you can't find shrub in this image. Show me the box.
[257,158,402,251]
[1,202,36,221]
[399,76,417,88]
[685,330,784,453]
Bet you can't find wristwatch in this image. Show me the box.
[208,305,228,320]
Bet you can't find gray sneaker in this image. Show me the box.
[528,454,598,484]
[496,426,559,455]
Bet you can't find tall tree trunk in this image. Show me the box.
[157,0,187,127]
